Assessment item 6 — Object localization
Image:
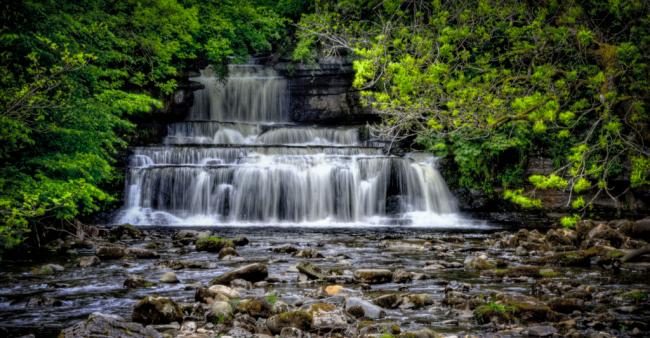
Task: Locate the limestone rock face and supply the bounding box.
[275,58,375,124]
[60,312,162,338]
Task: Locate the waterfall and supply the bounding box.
[116,64,461,226]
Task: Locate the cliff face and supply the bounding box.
[274,58,378,124]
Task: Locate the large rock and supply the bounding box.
[78,256,101,268]
[464,254,496,270]
[584,223,625,248]
[345,297,385,319]
[266,310,313,334]
[296,262,328,280]
[127,247,160,259]
[96,245,126,259]
[60,312,162,338]
[621,217,650,241]
[111,224,144,240]
[309,303,347,331]
[236,298,273,318]
[207,301,233,323]
[124,274,152,288]
[210,263,268,285]
[132,296,183,325]
[353,269,393,284]
[195,236,234,252]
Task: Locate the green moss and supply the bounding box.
[538,268,560,278]
[309,302,336,313]
[265,293,278,305]
[622,290,647,302]
[474,301,517,323]
[195,236,234,252]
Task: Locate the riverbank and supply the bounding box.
[1,220,649,337]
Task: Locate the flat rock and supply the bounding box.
[60,312,162,338]
[210,263,268,285]
[296,262,328,280]
[96,245,126,259]
[127,247,160,259]
[354,269,393,284]
[527,325,558,337]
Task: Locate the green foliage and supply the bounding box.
[295,0,650,214]
[0,0,292,252]
[560,214,581,229]
[504,190,542,209]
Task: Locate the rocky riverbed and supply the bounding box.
[1,220,650,337]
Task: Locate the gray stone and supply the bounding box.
[353,269,393,284]
[160,271,179,283]
[78,256,101,267]
[527,325,558,337]
[60,312,162,338]
[345,297,385,319]
[132,296,183,325]
[210,263,268,285]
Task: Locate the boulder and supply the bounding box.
[266,311,313,334]
[111,224,144,240]
[392,269,413,283]
[236,298,273,318]
[208,284,241,299]
[373,294,401,309]
[232,236,250,246]
[294,248,324,258]
[206,301,233,323]
[296,262,328,280]
[96,245,126,259]
[464,254,496,270]
[621,217,650,241]
[401,294,434,309]
[526,325,558,337]
[195,236,234,252]
[60,312,161,338]
[309,303,347,331]
[345,297,385,319]
[533,247,602,267]
[218,246,238,259]
[34,263,65,275]
[353,269,393,284]
[584,223,625,248]
[132,296,183,325]
[78,256,100,268]
[159,271,179,283]
[323,285,344,296]
[272,245,299,254]
[548,297,585,313]
[124,274,152,288]
[397,328,438,338]
[210,263,268,285]
[127,247,160,259]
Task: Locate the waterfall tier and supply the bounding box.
[116,64,460,226]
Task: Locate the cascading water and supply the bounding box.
[116,64,463,226]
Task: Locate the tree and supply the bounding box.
[294,0,650,225]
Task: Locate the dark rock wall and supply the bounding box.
[275,58,378,124]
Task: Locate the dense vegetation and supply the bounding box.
[294,0,649,226]
[1,0,648,252]
[0,0,307,252]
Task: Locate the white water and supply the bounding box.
[116,64,470,227]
